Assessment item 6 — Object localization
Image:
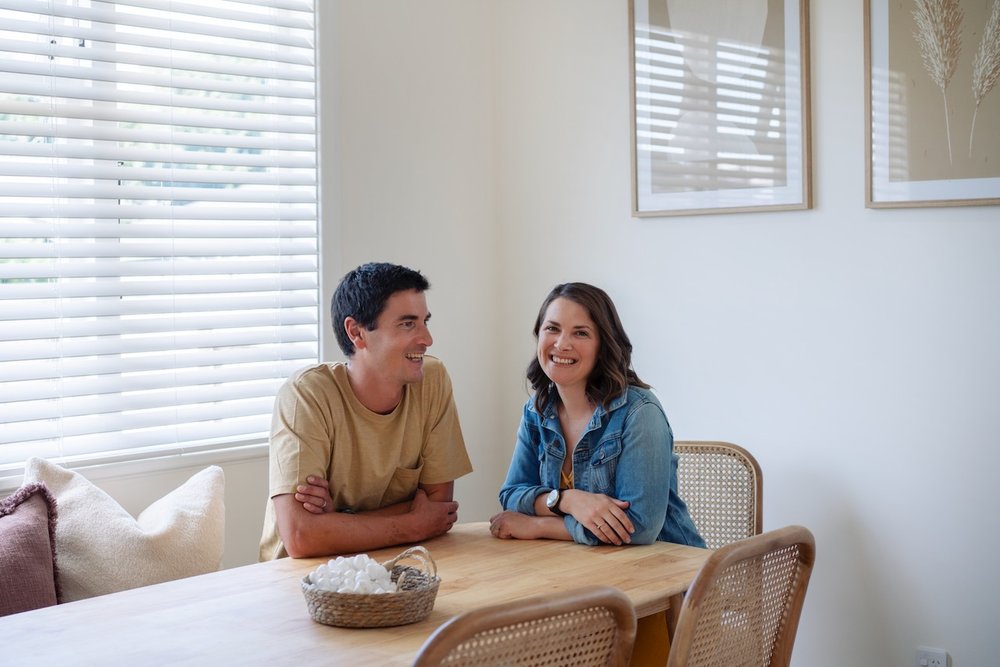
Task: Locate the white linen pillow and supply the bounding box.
[23,458,225,602]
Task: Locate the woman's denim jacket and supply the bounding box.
[498,386,705,548]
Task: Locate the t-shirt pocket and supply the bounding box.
[381,461,424,507]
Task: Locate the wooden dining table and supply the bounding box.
[0,522,710,666]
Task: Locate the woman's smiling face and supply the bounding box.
[536,297,600,393]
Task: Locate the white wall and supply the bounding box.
[319,0,509,521]
[490,2,1000,667]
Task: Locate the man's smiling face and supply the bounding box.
[358,289,433,389]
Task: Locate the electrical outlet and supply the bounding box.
[916,646,947,667]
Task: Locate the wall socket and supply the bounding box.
[916,646,948,667]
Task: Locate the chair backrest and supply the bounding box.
[666,525,815,667]
[411,585,637,667]
[674,441,763,549]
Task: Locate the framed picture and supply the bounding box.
[866,0,1000,208]
[629,0,812,217]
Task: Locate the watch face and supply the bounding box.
[546,489,559,508]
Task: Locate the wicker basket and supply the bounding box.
[301,545,440,628]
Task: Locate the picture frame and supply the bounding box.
[865,0,1000,208]
[629,0,812,217]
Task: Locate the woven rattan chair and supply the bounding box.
[667,441,764,638]
[674,441,763,550]
[411,585,637,667]
[665,525,815,667]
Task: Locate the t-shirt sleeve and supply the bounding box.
[418,361,473,485]
[268,370,335,499]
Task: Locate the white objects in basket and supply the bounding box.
[309,554,396,594]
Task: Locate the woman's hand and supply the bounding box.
[294,475,333,514]
[562,490,634,545]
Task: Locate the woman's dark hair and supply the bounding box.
[331,262,429,356]
[527,282,649,413]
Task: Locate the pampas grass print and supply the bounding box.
[970,0,1000,156]
[912,0,963,164]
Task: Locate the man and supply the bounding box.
[259,262,473,560]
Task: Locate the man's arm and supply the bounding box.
[294,477,453,514]
[489,510,572,540]
[419,480,454,502]
[274,487,458,558]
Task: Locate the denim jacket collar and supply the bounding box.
[531,389,630,434]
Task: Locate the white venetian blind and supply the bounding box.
[0,0,319,472]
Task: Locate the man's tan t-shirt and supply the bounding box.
[259,356,473,561]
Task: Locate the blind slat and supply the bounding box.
[1,56,316,99]
[0,360,312,403]
[102,0,314,31]
[0,257,317,280]
[0,221,318,239]
[0,204,317,220]
[3,379,287,424]
[1,342,319,382]
[0,293,319,321]
[1,309,318,343]
[0,239,317,260]
[0,119,315,151]
[1,1,315,48]
[2,98,317,132]
[2,76,315,117]
[6,396,277,441]
[6,416,272,464]
[0,183,316,203]
[0,16,315,66]
[0,275,319,300]
[0,137,316,169]
[0,163,316,185]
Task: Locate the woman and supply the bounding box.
[491,282,704,548]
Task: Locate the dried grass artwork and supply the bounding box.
[866,0,1000,206]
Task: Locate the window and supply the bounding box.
[0,0,318,473]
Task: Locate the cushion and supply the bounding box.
[23,458,225,602]
[0,482,61,616]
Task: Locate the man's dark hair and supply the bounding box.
[331,262,430,356]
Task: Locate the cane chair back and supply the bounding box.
[411,585,637,667]
[674,441,763,549]
[665,525,815,667]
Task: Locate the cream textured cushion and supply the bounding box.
[23,458,225,602]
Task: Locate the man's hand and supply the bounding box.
[561,490,634,545]
[407,488,459,540]
[294,476,333,514]
[489,510,541,539]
